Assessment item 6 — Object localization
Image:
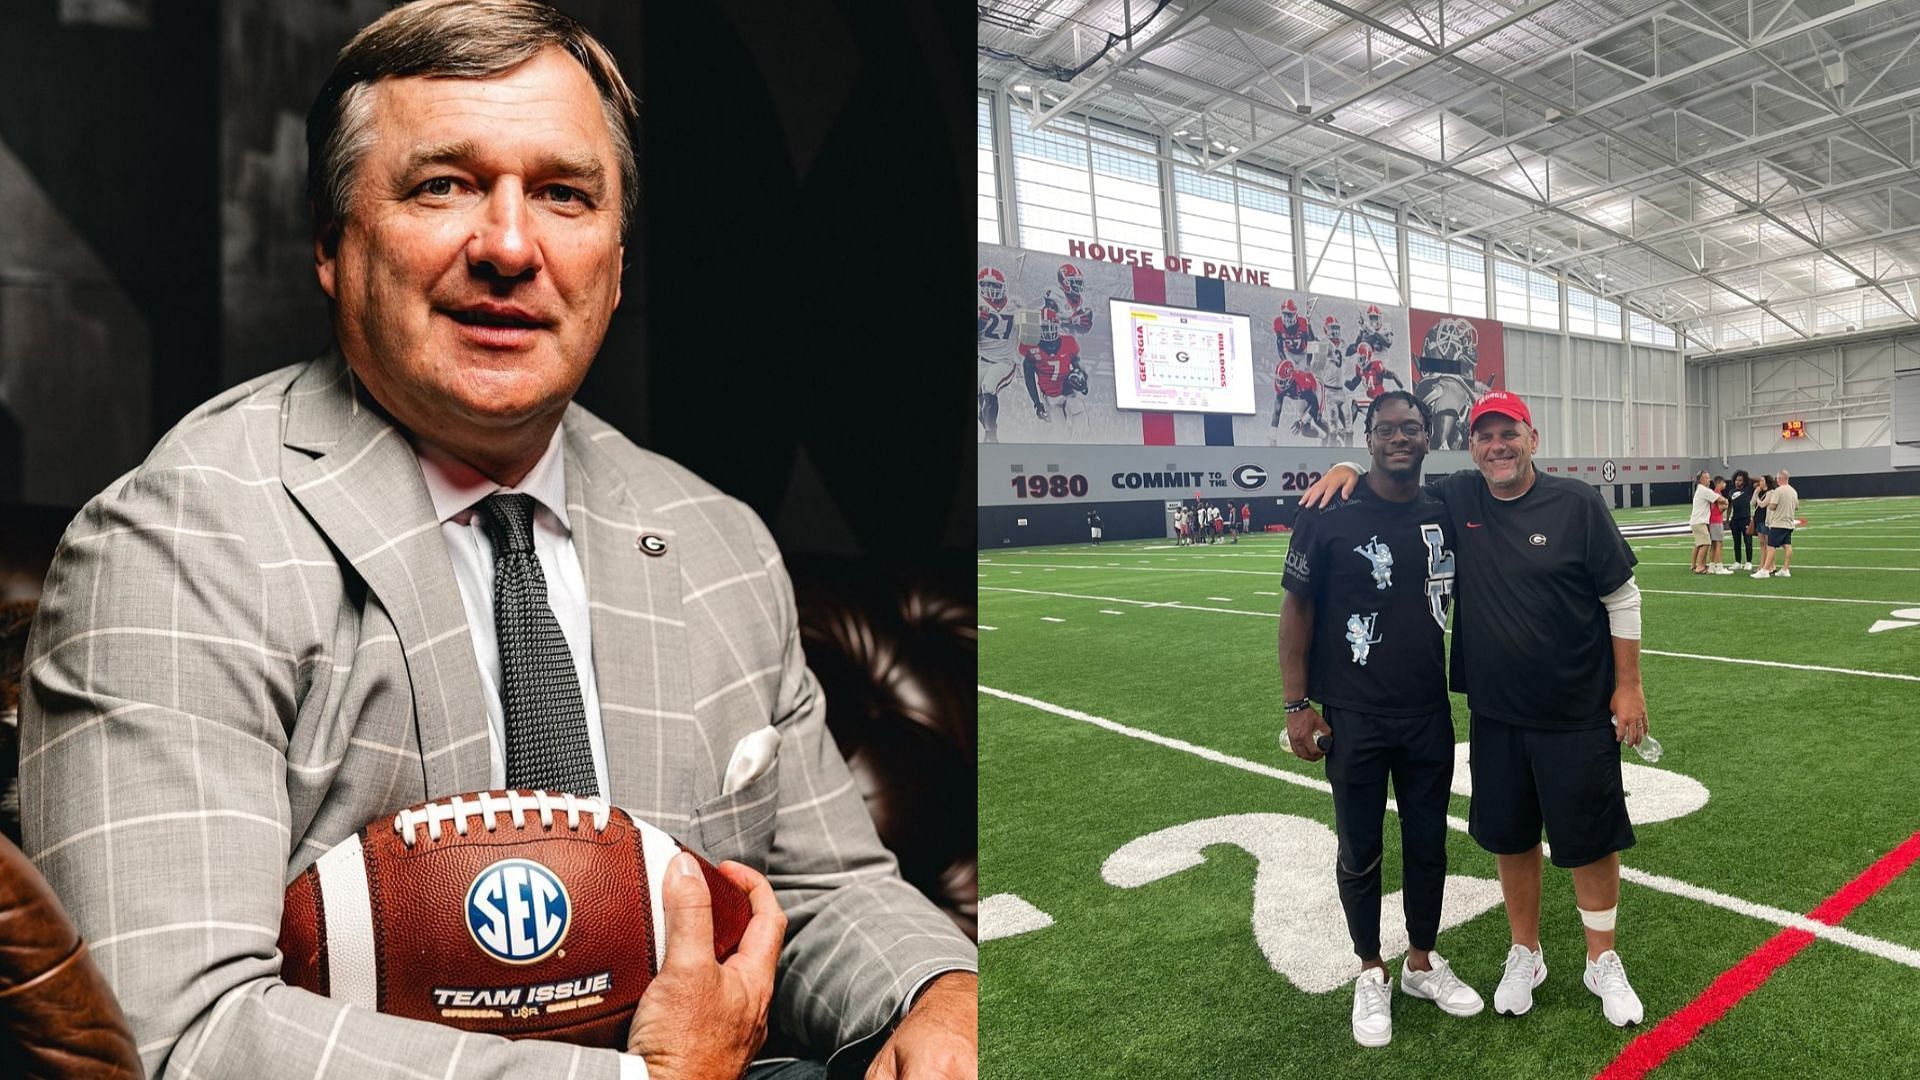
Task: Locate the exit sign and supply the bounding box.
[1782,419,1806,438]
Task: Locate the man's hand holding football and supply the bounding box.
[627,854,786,1079]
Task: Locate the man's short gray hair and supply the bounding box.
[306,0,639,243]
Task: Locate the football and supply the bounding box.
[278,789,752,1048]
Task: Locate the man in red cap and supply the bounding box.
[1300,390,1651,1029]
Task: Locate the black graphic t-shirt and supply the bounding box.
[1429,469,1637,729]
[1282,483,1451,716]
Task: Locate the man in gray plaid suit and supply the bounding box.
[18,3,976,1079]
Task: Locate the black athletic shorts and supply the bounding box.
[1466,713,1635,868]
[1768,527,1794,548]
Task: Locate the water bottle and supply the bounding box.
[1612,718,1663,763]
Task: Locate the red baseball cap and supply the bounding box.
[1468,390,1532,429]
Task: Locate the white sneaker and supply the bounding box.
[1493,943,1546,1016]
[1351,967,1392,1047]
[1742,562,1753,570]
[1584,950,1645,1026]
[1751,568,1771,578]
[1710,566,1733,574]
[1776,569,1791,577]
[1400,952,1485,1017]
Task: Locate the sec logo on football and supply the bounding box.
[467,859,571,965]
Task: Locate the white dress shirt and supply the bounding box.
[413,427,613,801]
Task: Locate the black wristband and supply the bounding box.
[1284,699,1311,713]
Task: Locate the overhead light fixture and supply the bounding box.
[1297,104,1313,115]
[1013,83,1032,93]
[1448,215,1459,222]
[1174,129,1188,136]
[1227,145,1239,153]
[1212,140,1225,149]
[1544,107,1564,124]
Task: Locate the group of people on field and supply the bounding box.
[1688,468,1801,579]
[1175,500,1253,545]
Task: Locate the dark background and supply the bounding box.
[0,0,970,571]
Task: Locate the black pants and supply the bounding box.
[1322,704,1455,959]
[1730,521,1753,562]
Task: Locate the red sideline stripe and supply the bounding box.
[1595,828,1920,1080]
[1132,266,1175,445]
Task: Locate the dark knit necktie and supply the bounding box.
[478,492,598,796]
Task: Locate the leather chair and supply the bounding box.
[1,506,143,1076]
[0,505,975,1073]
[0,832,144,1078]
[790,556,978,940]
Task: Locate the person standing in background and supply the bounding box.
[1749,474,1770,570]
[1754,470,1800,579]
[1707,477,1732,574]
[1087,509,1103,546]
[1725,471,1753,570]
[1687,471,1723,575]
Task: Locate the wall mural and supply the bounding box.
[979,242,1461,448]
[1408,310,1506,451]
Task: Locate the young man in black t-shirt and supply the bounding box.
[1280,392,1484,1047]
[1304,390,1650,1029]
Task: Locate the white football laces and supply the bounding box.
[393,790,614,847]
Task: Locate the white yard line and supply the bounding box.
[1638,650,1920,683]
[980,685,1920,972]
[1040,617,1065,623]
[981,587,1920,682]
[1631,543,1920,552]
[1641,588,1920,606]
[981,586,1273,619]
[982,561,1284,577]
[1642,562,1920,572]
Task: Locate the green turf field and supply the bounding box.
[978,494,1920,1079]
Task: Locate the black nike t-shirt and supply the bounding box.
[1428,469,1637,729]
[1281,483,1452,716]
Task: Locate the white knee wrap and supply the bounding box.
[1579,905,1618,932]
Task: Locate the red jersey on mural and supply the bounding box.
[1409,310,1507,451]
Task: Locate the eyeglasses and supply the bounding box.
[1369,422,1428,439]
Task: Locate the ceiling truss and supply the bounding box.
[980,0,1920,353]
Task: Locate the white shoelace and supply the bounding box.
[1500,946,1537,987]
[1356,974,1390,1019]
[1418,959,1466,999]
[1590,952,1631,994]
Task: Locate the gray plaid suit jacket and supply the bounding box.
[21,354,976,1079]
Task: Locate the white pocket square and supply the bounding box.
[722,725,782,795]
